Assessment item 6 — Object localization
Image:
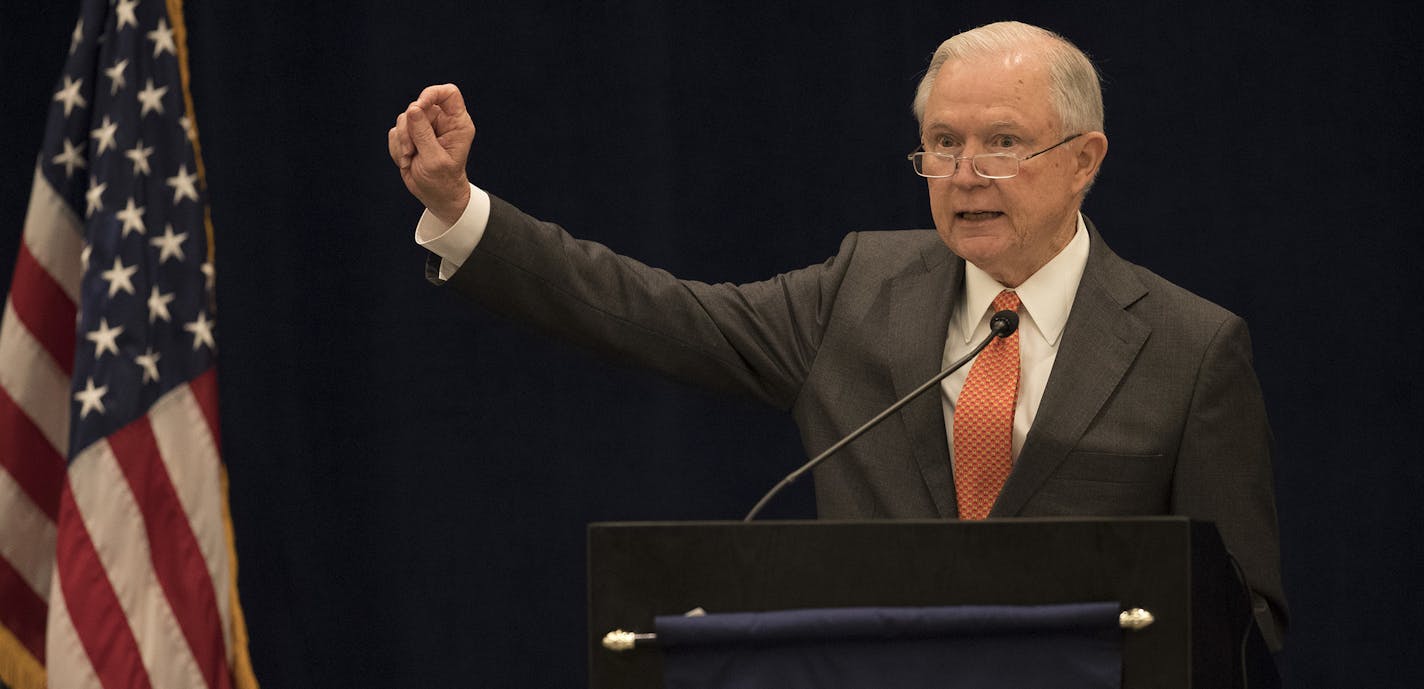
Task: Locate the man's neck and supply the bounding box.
[981,212,1082,287]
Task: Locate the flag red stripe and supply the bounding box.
[0,552,48,661]
[56,484,154,689]
[0,385,66,520]
[188,368,221,449]
[9,241,77,378]
[107,416,232,689]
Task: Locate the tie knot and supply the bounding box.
[992,290,1020,313]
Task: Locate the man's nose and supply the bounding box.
[949,155,991,188]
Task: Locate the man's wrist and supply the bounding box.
[432,182,473,226]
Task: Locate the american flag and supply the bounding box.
[0,2,257,688]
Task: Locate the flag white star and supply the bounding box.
[52,138,87,177]
[148,18,176,58]
[101,256,138,297]
[151,224,188,263]
[147,285,176,323]
[137,78,168,117]
[126,139,154,176]
[86,318,124,358]
[105,58,129,94]
[135,348,162,384]
[201,261,216,291]
[85,177,107,217]
[81,244,93,271]
[54,75,87,117]
[116,0,140,30]
[179,116,196,141]
[69,18,84,55]
[74,377,108,418]
[166,165,199,204]
[184,312,216,351]
[90,115,119,155]
[116,197,146,237]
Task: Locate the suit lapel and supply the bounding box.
[884,243,963,519]
[990,223,1151,517]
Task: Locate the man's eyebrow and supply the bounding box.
[923,120,1026,134]
[924,125,977,143]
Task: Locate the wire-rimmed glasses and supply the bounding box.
[908,133,1082,179]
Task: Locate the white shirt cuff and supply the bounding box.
[414,183,492,281]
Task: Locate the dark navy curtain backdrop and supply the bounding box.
[3,2,1421,687]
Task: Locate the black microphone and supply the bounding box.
[743,309,1019,521]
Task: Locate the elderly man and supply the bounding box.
[388,21,1286,649]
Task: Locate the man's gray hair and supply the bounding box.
[912,21,1104,135]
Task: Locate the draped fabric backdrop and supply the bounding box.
[3,2,1420,687]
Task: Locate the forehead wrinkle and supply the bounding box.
[927,55,1057,131]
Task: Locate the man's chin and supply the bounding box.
[942,232,1014,265]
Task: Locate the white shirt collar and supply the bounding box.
[956,213,1090,345]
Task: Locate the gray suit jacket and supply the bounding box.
[438,194,1287,648]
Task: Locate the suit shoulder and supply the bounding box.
[1086,221,1239,329]
[1111,261,1252,358]
[837,229,947,272]
[851,228,942,250]
[1129,263,1239,324]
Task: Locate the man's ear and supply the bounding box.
[1072,131,1108,195]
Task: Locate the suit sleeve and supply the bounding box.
[1172,315,1288,650]
[437,194,856,410]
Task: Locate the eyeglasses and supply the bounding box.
[908,133,1082,179]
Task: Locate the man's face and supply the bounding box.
[921,52,1093,286]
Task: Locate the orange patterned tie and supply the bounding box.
[953,290,1022,520]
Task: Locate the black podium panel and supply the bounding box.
[588,518,1250,689]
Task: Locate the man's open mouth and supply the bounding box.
[957,211,1004,221]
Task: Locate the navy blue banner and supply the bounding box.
[657,603,1121,689]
